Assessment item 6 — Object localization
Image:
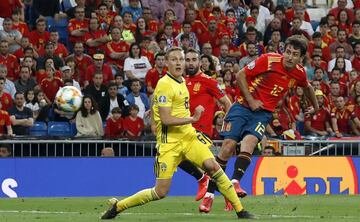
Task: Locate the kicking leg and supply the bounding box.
[101,179,170,219]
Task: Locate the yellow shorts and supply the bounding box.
[154,131,214,179]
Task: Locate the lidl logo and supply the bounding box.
[253,157,358,195]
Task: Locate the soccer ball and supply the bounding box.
[55,86,83,112]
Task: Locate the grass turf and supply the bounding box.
[0,196,359,221]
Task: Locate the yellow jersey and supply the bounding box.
[153,73,195,143]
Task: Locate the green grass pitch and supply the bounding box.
[0,196,359,221]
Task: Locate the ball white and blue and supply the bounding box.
[55,86,83,112]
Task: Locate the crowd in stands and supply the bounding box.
[0,0,360,141]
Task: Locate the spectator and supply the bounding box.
[212,110,225,140]
[84,17,110,56]
[239,42,258,69]
[105,27,130,72]
[109,15,135,43]
[267,100,297,138]
[101,147,115,157]
[68,6,89,47]
[262,146,275,156]
[0,18,22,53]
[175,21,199,51]
[14,66,36,94]
[99,82,129,121]
[0,0,24,21]
[0,101,14,137]
[36,57,62,84]
[288,17,311,40]
[34,90,50,122]
[329,0,354,23]
[66,42,93,86]
[0,76,13,112]
[0,144,12,157]
[96,3,114,31]
[0,40,19,81]
[200,54,217,78]
[351,42,360,73]
[83,72,108,103]
[105,107,124,138]
[328,46,353,73]
[304,90,333,137]
[123,104,144,140]
[114,73,129,97]
[47,29,69,59]
[40,63,63,103]
[75,95,104,137]
[24,89,39,119]
[289,86,308,134]
[36,41,64,71]
[60,65,81,91]
[348,21,360,49]
[331,96,353,137]
[8,92,33,135]
[329,30,353,59]
[66,0,93,19]
[125,79,150,119]
[121,0,143,22]
[85,53,113,87]
[122,11,136,32]
[124,42,152,82]
[159,0,185,24]
[0,64,16,98]
[28,18,50,52]
[145,52,166,96]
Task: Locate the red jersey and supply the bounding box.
[12,22,29,36]
[40,77,63,102]
[305,107,331,131]
[0,92,13,111]
[84,29,108,55]
[86,64,113,84]
[0,110,11,135]
[123,116,144,139]
[270,105,294,135]
[199,31,220,48]
[185,72,225,137]
[145,67,167,93]
[191,20,208,37]
[285,8,311,22]
[105,40,129,70]
[331,107,353,134]
[329,8,354,23]
[28,30,50,51]
[147,20,158,33]
[36,70,62,84]
[105,117,124,138]
[240,53,309,112]
[141,48,154,65]
[0,0,22,18]
[68,18,89,44]
[352,56,360,72]
[68,54,93,85]
[0,53,19,81]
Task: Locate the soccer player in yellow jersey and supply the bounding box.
[101,47,254,220]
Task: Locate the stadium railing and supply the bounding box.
[0,139,359,157]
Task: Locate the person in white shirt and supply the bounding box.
[123,43,152,82]
[0,64,16,98]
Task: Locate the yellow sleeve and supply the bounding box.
[155,81,174,108]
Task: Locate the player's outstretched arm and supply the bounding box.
[158,106,203,126]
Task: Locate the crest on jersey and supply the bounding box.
[160,163,167,172]
[247,60,255,70]
[194,83,201,92]
[158,96,167,103]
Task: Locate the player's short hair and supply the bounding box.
[155,52,166,60]
[185,48,199,56]
[130,104,139,111]
[284,35,308,57]
[165,47,184,59]
[312,32,322,39]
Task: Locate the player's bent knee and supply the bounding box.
[218,139,237,160]
[241,135,259,153]
[202,158,220,175]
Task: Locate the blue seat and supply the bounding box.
[70,122,77,137]
[29,121,48,136]
[48,121,72,137]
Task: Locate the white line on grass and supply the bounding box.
[0,210,357,220]
[0,210,80,214]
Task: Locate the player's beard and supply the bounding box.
[186,66,199,76]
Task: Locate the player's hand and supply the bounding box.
[304,106,315,116]
[336,132,343,138]
[248,99,264,111]
[192,105,204,122]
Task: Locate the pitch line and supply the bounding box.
[0,210,80,214]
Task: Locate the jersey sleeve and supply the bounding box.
[243,54,269,78]
[155,81,174,108]
[206,78,225,100]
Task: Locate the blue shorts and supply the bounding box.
[220,103,272,142]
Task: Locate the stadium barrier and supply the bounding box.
[1,139,360,157]
[0,157,359,198]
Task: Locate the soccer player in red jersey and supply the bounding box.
[183,48,232,204]
[200,35,319,213]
